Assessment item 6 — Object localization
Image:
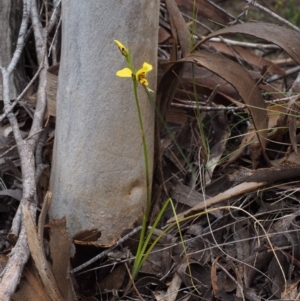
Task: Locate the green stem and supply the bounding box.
[130,77,151,279]
[132,80,150,218]
[122,49,152,293]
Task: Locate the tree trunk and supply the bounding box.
[50,1,159,245]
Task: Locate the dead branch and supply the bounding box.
[0,62,44,123]
[0,0,61,299]
[29,0,48,144]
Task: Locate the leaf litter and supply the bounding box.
[1,0,300,300]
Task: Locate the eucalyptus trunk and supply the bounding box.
[50,1,159,245]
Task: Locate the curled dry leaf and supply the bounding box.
[177,260,212,298]
[207,42,285,75]
[165,0,190,57]
[23,204,64,301]
[157,0,190,121]
[197,22,300,65]
[49,218,77,301]
[12,267,53,301]
[176,50,269,162]
[168,164,300,222]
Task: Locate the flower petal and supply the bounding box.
[135,62,152,85]
[116,67,132,77]
[136,62,152,78]
[139,78,149,86]
[114,40,128,56]
[142,62,153,72]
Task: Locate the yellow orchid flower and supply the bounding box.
[114,40,128,57]
[136,62,153,86]
[116,62,153,86]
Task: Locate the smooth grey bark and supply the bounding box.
[50,1,159,245]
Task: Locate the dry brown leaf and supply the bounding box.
[272,148,300,165]
[181,65,240,100]
[165,106,187,125]
[72,228,108,247]
[157,64,186,121]
[165,0,190,57]
[168,164,300,222]
[46,64,59,117]
[197,22,300,65]
[176,51,269,162]
[23,204,63,301]
[38,192,52,243]
[175,0,231,24]
[166,274,183,301]
[12,267,53,301]
[208,42,285,75]
[99,264,126,291]
[191,83,243,107]
[269,97,298,145]
[49,218,77,301]
[152,291,168,301]
[171,180,205,207]
[267,104,286,129]
[159,27,171,44]
[161,273,182,301]
[211,257,219,294]
[177,260,211,298]
[157,0,191,121]
[205,168,253,196]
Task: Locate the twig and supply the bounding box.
[250,0,300,32]
[6,1,31,76]
[266,66,300,83]
[229,0,255,25]
[206,84,220,106]
[265,95,299,104]
[205,0,241,23]
[171,102,246,111]
[8,204,22,241]
[204,37,280,50]
[124,263,145,301]
[29,0,48,144]
[0,227,30,298]
[71,226,142,274]
[0,0,56,299]
[48,0,61,33]
[49,16,61,62]
[0,62,44,122]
